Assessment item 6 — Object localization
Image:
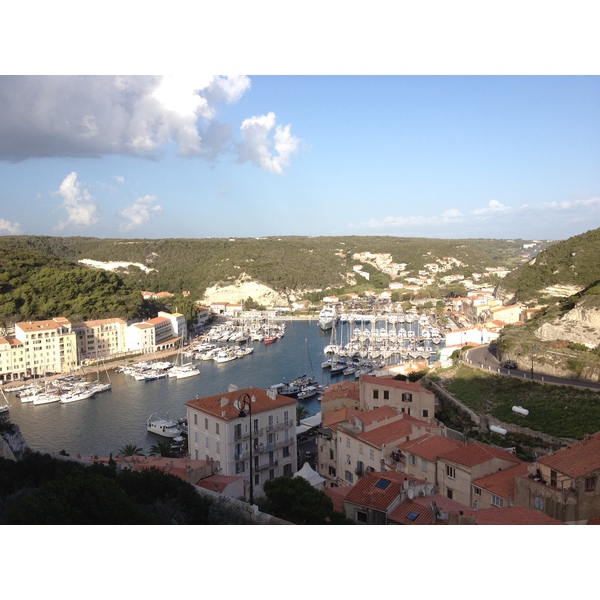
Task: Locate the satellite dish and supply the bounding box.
[407,487,415,499]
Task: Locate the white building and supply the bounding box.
[185,387,298,501]
[126,322,156,354]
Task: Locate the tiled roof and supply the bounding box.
[147,316,170,324]
[324,485,353,513]
[345,471,415,512]
[399,434,464,462]
[186,387,297,420]
[537,432,600,478]
[474,506,564,525]
[16,318,71,331]
[361,375,435,396]
[322,407,365,428]
[472,462,529,500]
[441,442,521,468]
[357,419,414,447]
[197,475,242,493]
[388,499,437,525]
[321,381,360,404]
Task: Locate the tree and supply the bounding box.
[149,439,177,458]
[262,476,353,525]
[118,444,145,457]
[296,405,309,425]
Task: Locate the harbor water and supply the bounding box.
[3,317,440,457]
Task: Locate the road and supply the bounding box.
[464,344,600,392]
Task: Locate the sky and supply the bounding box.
[0,5,599,245]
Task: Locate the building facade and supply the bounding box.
[186,387,297,501]
[72,317,128,361]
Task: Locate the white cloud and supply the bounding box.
[0,218,21,234]
[472,199,512,217]
[114,175,125,184]
[119,195,162,231]
[238,112,300,174]
[0,75,253,161]
[55,172,100,230]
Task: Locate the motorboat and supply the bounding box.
[297,385,318,401]
[147,414,182,438]
[318,305,337,331]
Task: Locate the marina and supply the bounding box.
[2,314,442,458]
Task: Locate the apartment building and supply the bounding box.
[185,387,297,501]
[10,318,78,378]
[514,432,600,524]
[318,405,440,488]
[126,322,156,354]
[359,375,436,422]
[436,442,522,506]
[72,317,128,361]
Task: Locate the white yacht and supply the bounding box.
[147,414,182,438]
[318,305,338,331]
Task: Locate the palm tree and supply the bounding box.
[118,444,145,457]
[296,404,309,425]
[150,439,176,458]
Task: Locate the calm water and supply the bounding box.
[5,317,438,457]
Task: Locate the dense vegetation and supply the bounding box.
[261,475,354,524]
[439,364,600,440]
[0,235,551,314]
[502,227,600,302]
[0,451,254,525]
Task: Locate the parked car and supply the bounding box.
[502,359,518,369]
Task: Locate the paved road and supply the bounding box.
[464,345,600,392]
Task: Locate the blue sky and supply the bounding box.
[1,3,599,243]
[0,75,598,241]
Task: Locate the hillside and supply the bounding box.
[0,235,552,308]
[501,227,600,303]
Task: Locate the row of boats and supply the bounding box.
[200,321,286,346]
[11,374,112,406]
[116,360,200,380]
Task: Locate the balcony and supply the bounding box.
[255,459,279,472]
[266,420,292,433]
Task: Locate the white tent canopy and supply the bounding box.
[294,460,326,489]
[300,412,321,428]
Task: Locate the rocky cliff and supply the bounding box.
[0,424,28,461]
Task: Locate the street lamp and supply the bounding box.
[237,392,255,505]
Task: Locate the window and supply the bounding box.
[269,469,275,480]
[346,454,351,464]
[345,470,353,484]
[215,441,220,455]
[193,414,197,425]
[410,453,417,467]
[585,476,597,492]
[283,463,292,476]
[373,390,379,399]
[422,459,427,473]
[255,473,260,485]
[346,437,350,448]
[329,449,334,460]
[402,392,413,402]
[473,486,482,496]
[491,494,504,507]
[370,449,375,460]
[205,436,209,448]
[422,409,429,418]
[283,446,290,458]
[447,488,453,500]
[383,390,389,400]
[204,418,208,430]
[194,431,198,443]
[215,423,219,435]
[329,466,336,476]
[550,469,557,487]
[446,465,456,479]
[359,444,364,455]
[235,461,245,474]
[356,510,368,523]
[534,496,544,510]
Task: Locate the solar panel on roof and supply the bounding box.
[406,511,420,521]
[375,478,391,490]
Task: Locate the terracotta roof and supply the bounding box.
[79,317,127,326]
[472,462,529,500]
[147,316,170,324]
[360,375,435,396]
[388,498,438,525]
[474,506,564,525]
[441,442,521,468]
[321,380,360,404]
[345,471,415,512]
[322,406,365,428]
[197,474,243,493]
[186,387,296,421]
[16,318,71,332]
[399,434,464,462]
[132,322,154,329]
[537,432,600,478]
[357,418,414,447]
[324,485,353,513]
